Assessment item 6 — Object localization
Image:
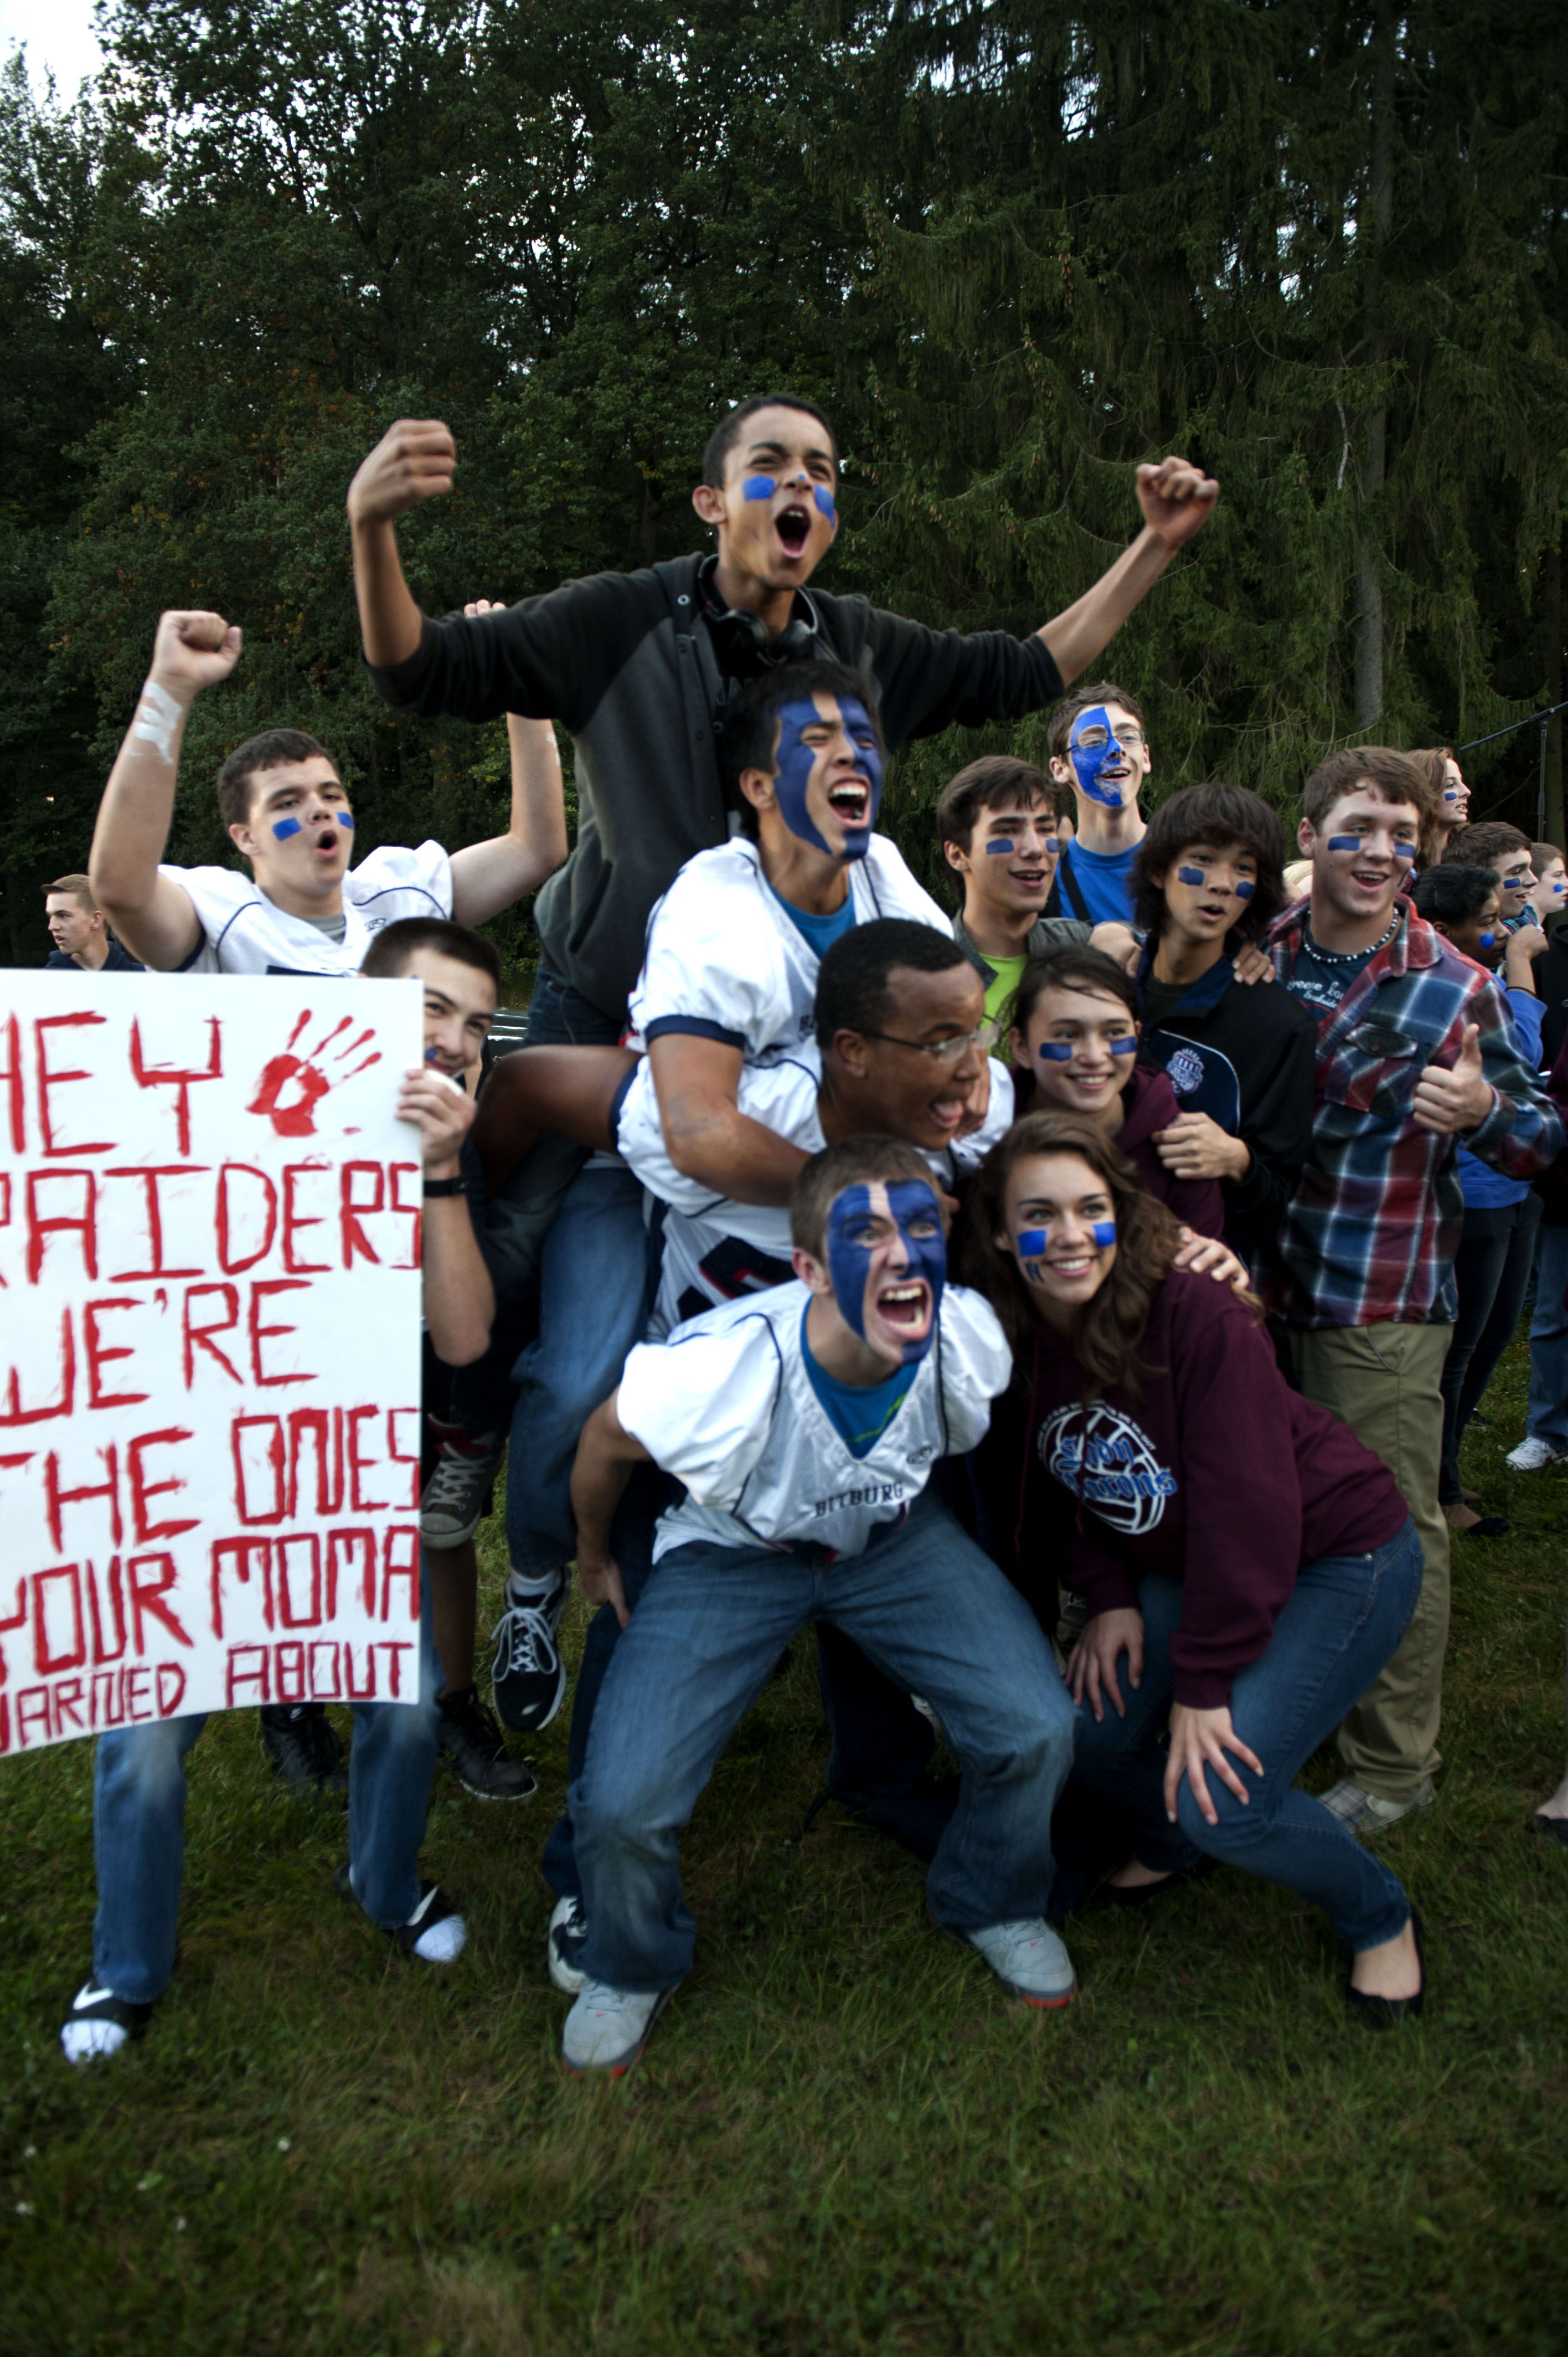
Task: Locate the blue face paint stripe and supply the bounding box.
[742,474,776,502]
[1232,877,1255,898]
[1015,1219,1116,1259]
[772,696,884,862]
[1108,1035,1138,1055]
[1175,866,1207,887]
[1478,931,1497,949]
[1325,835,1361,853]
[1392,845,1416,863]
[272,817,301,840]
[1068,704,1127,809]
[986,839,1015,855]
[1036,1041,1075,1061]
[824,1179,946,1367]
[813,485,836,522]
[337,811,354,829]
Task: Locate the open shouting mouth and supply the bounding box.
[776,503,812,559]
[873,1278,932,1347]
[827,775,872,830]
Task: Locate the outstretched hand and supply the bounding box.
[1136,455,1219,551]
[148,609,243,702]
[348,419,458,526]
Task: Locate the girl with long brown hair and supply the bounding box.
[959,1111,1427,2022]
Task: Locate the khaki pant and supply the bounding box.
[1286,1321,1452,1804]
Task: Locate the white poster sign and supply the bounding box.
[0,971,425,1755]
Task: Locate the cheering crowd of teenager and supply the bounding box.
[33,393,1568,2077]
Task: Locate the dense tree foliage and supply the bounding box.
[0,1,1563,962]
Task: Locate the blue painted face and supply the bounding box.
[1477,930,1497,950]
[773,696,883,860]
[824,1178,946,1366]
[272,816,301,840]
[742,474,776,503]
[1069,706,1131,808]
[1325,835,1361,855]
[813,485,836,523]
[337,811,354,829]
[1176,861,1255,900]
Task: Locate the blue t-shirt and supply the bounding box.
[1058,837,1137,925]
[802,1317,914,1459]
[1285,929,1376,1018]
[766,879,858,960]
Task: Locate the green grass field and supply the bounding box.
[4,1330,1568,2355]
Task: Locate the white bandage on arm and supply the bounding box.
[131,679,183,763]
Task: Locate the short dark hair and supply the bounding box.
[45,873,96,910]
[936,757,1059,860]
[1411,864,1500,928]
[359,918,502,992]
[720,660,884,823]
[814,919,971,1051]
[1009,943,1140,1041]
[1131,782,1288,940]
[1046,682,1147,763]
[1532,841,1564,879]
[1444,820,1531,869]
[1302,745,1431,828]
[790,1133,941,1262]
[701,395,839,492]
[216,729,337,831]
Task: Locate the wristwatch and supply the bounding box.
[423,1176,467,1198]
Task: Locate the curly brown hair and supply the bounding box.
[955,1113,1188,1402]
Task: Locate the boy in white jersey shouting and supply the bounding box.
[556,1135,1078,2075]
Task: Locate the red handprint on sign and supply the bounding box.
[247,1012,382,1138]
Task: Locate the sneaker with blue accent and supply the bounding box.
[966,1918,1077,2008]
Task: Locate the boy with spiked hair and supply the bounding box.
[556,1134,1078,2076]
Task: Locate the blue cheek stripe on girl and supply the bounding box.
[1015,1219,1116,1260]
[1325,836,1361,853]
[1108,1035,1137,1055]
[986,839,1015,855]
[813,486,836,522]
[1037,1041,1075,1061]
[742,475,776,502]
[337,812,354,828]
[272,817,301,840]
[1176,866,1207,887]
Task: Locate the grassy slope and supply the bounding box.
[3,1335,1567,2356]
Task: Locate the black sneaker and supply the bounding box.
[335,1866,467,1963]
[491,1571,568,1733]
[548,1893,591,1994]
[438,1684,538,1800]
[261,1702,348,1798]
[60,1979,153,2065]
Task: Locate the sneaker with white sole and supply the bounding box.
[60,1980,153,2064]
[548,1893,591,1994]
[491,1569,568,1733]
[561,1979,674,2076]
[336,1866,468,1963]
[966,1918,1077,2008]
[420,1424,505,1546]
[437,1684,538,1800]
[1505,1435,1568,1473]
[1318,1776,1433,1834]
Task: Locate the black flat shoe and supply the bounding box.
[1531,1813,1568,1847]
[1095,1856,1215,1910]
[1346,1908,1425,2029]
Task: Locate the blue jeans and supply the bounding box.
[1440,1193,1541,1499]
[1070,1520,1422,1953]
[91,1566,445,2005]
[571,1493,1077,1991]
[1526,1221,1568,1454]
[499,971,651,1576]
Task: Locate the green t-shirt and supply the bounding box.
[980,951,1029,1033]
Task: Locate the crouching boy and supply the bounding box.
[560,1135,1079,2076]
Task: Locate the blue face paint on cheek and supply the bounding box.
[337,811,354,830]
[742,475,776,503]
[813,485,836,523]
[1175,866,1208,888]
[272,817,301,840]
[1392,844,1416,864]
[1069,706,1125,808]
[986,839,1015,856]
[1045,837,1060,855]
[1037,1041,1075,1062]
[773,697,883,860]
[1478,931,1497,950]
[1325,836,1361,855]
[1233,877,1255,899]
[1108,1035,1138,1056]
[824,1181,946,1365]
[1443,789,1460,804]
[1014,1218,1116,1278]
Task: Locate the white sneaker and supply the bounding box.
[59,1980,152,2064]
[966,1919,1076,2008]
[548,1893,591,1995]
[1318,1777,1432,1835]
[561,1979,674,2075]
[1505,1436,1567,1472]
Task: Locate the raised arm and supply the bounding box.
[346,419,457,669]
[1038,457,1219,687]
[647,1034,811,1206]
[88,610,243,969]
[400,1065,494,1366]
[447,599,570,925]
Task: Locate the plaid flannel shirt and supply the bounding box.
[1270,899,1563,1329]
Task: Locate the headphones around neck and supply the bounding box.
[697,555,821,678]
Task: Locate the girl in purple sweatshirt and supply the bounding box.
[961,1109,1426,2024]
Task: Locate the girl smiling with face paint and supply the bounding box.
[957,1112,1427,2023]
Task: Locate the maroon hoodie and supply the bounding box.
[1014,1061,1225,1238]
[1007,1271,1409,1707]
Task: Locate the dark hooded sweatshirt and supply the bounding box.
[976,1272,1409,1707]
[1014,1059,1226,1239]
[1134,946,1317,1274]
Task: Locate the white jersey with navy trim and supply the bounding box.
[616,1051,1018,1336]
[616,1279,1012,1561]
[625,833,950,1066]
[162,841,453,976]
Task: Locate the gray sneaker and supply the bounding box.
[966,1918,1077,2008]
[561,1979,674,2076]
[420,1427,504,1545]
[1505,1436,1568,1473]
[1319,1777,1433,1834]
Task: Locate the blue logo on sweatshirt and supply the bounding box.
[1038,1403,1177,1537]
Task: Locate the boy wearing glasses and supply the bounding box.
[1044,683,1152,926]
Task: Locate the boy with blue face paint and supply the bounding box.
[557,1133,1079,2076]
[1044,682,1153,926]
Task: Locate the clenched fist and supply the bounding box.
[347,419,458,527]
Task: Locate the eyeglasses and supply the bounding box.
[1072,725,1147,751]
[859,1025,986,1064]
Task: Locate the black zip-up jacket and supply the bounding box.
[368,555,1064,1018]
[1134,945,1318,1272]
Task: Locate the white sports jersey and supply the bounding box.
[616,1051,1018,1335]
[163,841,453,976]
[617,1279,1012,1561]
[625,833,950,1066]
